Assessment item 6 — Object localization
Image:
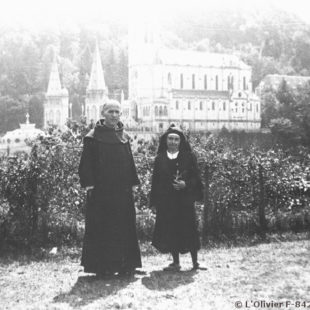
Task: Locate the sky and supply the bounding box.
[0,0,309,27]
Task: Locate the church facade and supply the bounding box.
[125,22,261,132]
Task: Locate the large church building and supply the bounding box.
[125,21,261,132]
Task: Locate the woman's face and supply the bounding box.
[167,133,181,153]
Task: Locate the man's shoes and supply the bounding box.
[118,268,135,276]
[163,263,181,272]
[191,262,207,271]
[134,269,147,275]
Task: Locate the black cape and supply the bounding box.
[78,120,141,273]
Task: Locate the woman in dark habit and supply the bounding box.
[150,124,205,271]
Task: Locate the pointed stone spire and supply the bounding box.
[87,40,107,92]
[47,53,62,96]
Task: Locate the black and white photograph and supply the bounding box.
[0,0,310,309]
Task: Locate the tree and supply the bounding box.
[0,96,26,134]
[260,89,279,127]
[28,94,44,128]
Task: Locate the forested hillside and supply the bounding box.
[0,7,310,134]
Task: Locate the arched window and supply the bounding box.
[180,74,184,89]
[243,77,247,90]
[223,102,226,111]
[176,100,179,110]
[164,106,168,116]
[168,73,172,85]
[91,106,97,121]
[188,101,191,110]
[49,110,54,124]
[56,110,61,125]
[227,76,230,90]
[200,101,203,110]
[204,75,207,90]
[192,74,195,89]
[215,75,219,90]
[159,106,163,116]
[155,106,158,116]
[212,102,215,110]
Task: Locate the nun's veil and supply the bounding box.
[157,124,192,154]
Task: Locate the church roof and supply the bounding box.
[87,42,107,92]
[160,48,250,69]
[47,57,68,97]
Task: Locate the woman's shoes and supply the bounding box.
[162,262,207,271]
[163,263,181,271]
[191,262,207,271]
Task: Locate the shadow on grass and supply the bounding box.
[53,274,138,308]
[142,270,196,291]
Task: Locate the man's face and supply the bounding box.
[103,105,121,127]
[167,133,181,153]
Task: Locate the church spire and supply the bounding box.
[87,40,107,93]
[47,53,62,96]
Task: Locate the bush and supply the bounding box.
[0,124,310,248]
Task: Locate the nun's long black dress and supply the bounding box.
[150,150,202,254]
[78,120,141,274]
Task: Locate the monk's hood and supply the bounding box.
[85,120,130,144]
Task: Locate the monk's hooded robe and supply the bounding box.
[78,120,141,273]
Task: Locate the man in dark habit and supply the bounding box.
[78,100,142,276]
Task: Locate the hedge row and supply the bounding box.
[0,128,310,248]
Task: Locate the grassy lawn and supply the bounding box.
[1,238,310,310]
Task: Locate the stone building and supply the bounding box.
[0,113,44,154]
[126,21,261,132]
[84,41,109,123]
[44,56,69,129]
